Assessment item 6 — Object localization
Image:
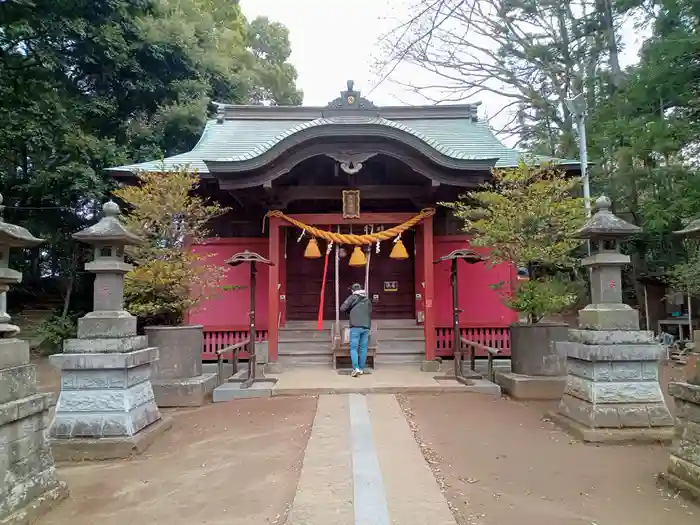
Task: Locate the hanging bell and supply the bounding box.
[390,238,409,260]
[348,245,367,267]
[304,237,322,259]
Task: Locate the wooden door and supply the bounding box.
[286,230,416,321]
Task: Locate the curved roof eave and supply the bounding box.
[203,117,501,173]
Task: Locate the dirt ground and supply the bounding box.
[400,361,697,525]
[38,396,317,525]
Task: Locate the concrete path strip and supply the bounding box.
[368,394,458,525]
[286,394,457,525]
[286,395,354,525]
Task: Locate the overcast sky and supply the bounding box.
[239,0,647,137]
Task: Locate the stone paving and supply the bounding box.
[287,394,458,525]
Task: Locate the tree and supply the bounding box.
[376,0,625,156]
[0,0,301,315]
[587,0,700,285]
[113,168,229,326]
[444,162,587,322]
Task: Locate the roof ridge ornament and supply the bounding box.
[327,80,377,110]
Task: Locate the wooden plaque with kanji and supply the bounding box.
[342,190,360,219]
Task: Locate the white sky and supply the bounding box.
[240,0,648,139]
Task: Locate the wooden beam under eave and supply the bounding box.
[274,185,432,206]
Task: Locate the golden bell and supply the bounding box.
[304,237,322,259]
[390,239,409,260]
[348,246,367,267]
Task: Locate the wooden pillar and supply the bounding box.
[279,227,287,328]
[267,217,281,362]
[422,215,436,361]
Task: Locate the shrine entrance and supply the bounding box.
[285,227,416,321]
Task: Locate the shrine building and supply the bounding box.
[108,81,580,368]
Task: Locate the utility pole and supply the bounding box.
[565,93,591,218]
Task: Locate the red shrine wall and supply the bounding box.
[190,233,517,359]
[187,238,270,329]
[432,236,518,328]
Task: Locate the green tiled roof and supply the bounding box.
[109,112,578,174]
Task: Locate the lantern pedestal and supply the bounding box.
[49,202,171,461]
[657,380,700,501]
[0,194,68,524]
[549,196,674,443]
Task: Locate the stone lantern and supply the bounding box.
[0,193,68,522]
[49,201,171,461]
[550,195,675,443]
[575,195,642,331]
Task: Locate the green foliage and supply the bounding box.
[114,168,230,326]
[37,315,78,355]
[444,162,587,266]
[667,240,700,297]
[499,276,581,324]
[0,0,300,311]
[587,0,700,281]
[444,162,587,322]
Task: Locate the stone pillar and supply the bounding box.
[550,196,674,443]
[49,201,171,461]
[0,194,68,523]
[657,217,700,499]
[659,361,700,500]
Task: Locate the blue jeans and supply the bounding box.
[349,327,370,370]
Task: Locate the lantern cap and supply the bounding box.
[673,217,700,238]
[225,250,273,267]
[0,193,44,248]
[73,200,143,246]
[434,248,483,265]
[574,195,641,240]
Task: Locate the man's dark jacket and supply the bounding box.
[340,293,372,329]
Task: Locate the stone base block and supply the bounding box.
[578,303,640,331]
[212,382,275,402]
[0,481,69,525]
[658,472,700,502]
[547,411,674,443]
[494,371,566,400]
[658,454,700,502]
[63,335,148,354]
[420,360,441,373]
[152,373,217,407]
[265,361,283,375]
[77,311,137,339]
[0,339,30,370]
[50,416,172,461]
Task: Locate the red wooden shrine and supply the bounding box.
[110,81,580,365]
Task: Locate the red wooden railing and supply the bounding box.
[435,326,511,357]
[202,326,269,361]
[203,325,507,360]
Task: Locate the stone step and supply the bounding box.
[375,319,421,328]
[376,327,425,340]
[375,353,424,364]
[279,354,334,366]
[376,340,425,354]
[279,328,332,342]
[278,341,332,355]
[212,380,276,402]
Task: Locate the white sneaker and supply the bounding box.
[351,368,360,377]
[357,368,364,375]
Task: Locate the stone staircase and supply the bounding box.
[278,319,425,367]
[374,319,425,364]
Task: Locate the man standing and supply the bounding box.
[340,283,372,377]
